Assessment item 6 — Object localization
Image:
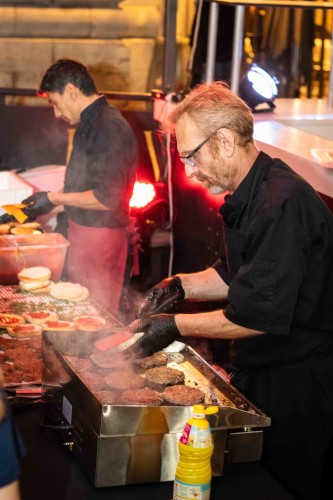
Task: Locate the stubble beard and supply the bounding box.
[196,159,234,195]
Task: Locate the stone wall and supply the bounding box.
[0,0,194,93]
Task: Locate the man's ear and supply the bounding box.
[217,128,235,157]
[64,83,79,100]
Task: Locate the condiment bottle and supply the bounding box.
[173,404,218,500]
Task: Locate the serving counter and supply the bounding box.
[253,98,333,200]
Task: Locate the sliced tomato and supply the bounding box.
[12,325,36,333]
[77,317,104,327]
[74,316,106,331]
[27,312,52,319]
[44,320,70,328]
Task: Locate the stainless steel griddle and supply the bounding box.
[42,329,271,487]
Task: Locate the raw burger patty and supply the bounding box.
[64,356,92,372]
[134,351,168,370]
[90,351,128,370]
[105,370,145,391]
[162,385,205,406]
[94,391,117,405]
[121,388,163,406]
[79,372,105,391]
[145,366,185,390]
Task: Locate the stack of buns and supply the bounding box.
[0,221,42,235]
[18,266,52,294]
[16,267,89,302]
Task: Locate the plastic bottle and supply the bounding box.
[173,404,218,500]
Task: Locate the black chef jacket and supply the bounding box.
[213,151,333,500]
[64,96,138,228]
[213,151,333,367]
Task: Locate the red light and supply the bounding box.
[130,182,156,209]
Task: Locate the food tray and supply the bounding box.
[0,286,123,388]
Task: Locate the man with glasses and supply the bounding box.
[130,82,333,499]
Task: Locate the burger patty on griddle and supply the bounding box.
[162,385,205,406]
[121,388,163,406]
[94,390,118,405]
[134,351,168,370]
[105,370,145,391]
[64,355,92,372]
[90,350,128,370]
[79,372,105,392]
[144,366,185,390]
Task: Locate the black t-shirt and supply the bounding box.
[64,96,138,228]
[213,151,333,367]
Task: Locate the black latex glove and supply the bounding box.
[138,276,185,318]
[129,314,182,357]
[0,213,17,224]
[21,191,55,220]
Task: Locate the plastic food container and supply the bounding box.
[0,233,69,285]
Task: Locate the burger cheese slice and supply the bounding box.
[23,311,58,325]
[74,316,106,331]
[7,323,42,338]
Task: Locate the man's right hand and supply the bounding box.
[138,275,185,318]
[21,191,55,220]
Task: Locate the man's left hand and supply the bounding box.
[21,192,55,220]
[129,314,182,357]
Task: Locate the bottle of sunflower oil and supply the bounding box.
[173,404,218,500]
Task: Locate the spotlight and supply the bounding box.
[239,64,279,113]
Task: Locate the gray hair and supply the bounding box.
[165,81,254,148]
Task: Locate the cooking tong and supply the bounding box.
[94,292,181,353]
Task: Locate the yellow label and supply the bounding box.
[173,479,211,499]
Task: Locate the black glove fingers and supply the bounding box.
[0,213,17,224]
[131,314,181,357]
[137,276,185,318]
[21,191,54,219]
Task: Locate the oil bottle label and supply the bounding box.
[180,423,212,448]
[173,479,211,500]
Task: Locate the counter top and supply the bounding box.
[253,98,333,197]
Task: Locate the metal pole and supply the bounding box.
[205,2,219,82]
[328,19,333,109]
[163,0,178,93]
[230,5,246,93]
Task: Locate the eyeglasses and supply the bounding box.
[179,127,223,168]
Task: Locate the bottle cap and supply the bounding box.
[192,405,219,418]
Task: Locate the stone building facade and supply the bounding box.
[0,0,195,93]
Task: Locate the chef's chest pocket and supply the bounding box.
[225,229,276,308]
[224,229,246,281]
[253,260,276,309]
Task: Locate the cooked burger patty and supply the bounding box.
[121,388,163,406]
[105,370,145,391]
[145,366,185,390]
[162,385,205,406]
[134,351,168,370]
